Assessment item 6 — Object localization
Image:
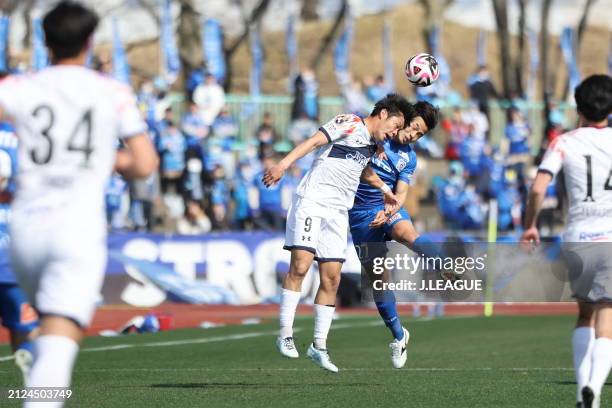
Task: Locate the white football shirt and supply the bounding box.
[296,114,376,210]
[0,65,146,229]
[539,126,612,241]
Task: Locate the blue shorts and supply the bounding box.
[0,284,39,333]
[349,206,411,246]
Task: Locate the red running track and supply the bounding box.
[0,303,577,344]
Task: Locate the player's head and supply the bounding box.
[395,102,440,144]
[369,93,413,142]
[574,74,612,123]
[43,1,99,63]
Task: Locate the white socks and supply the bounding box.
[313,304,335,350]
[279,288,301,339]
[25,335,79,408]
[589,337,612,395]
[573,327,595,401]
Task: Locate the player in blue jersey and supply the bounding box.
[349,101,440,369]
[0,120,39,382]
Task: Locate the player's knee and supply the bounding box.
[289,259,311,278]
[576,303,595,327]
[320,274,341,292]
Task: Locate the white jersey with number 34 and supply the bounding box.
[0,66,146,228]
[539,126,612,241]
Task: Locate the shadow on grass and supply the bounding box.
[548,381,611,386]
[151,383,381,389]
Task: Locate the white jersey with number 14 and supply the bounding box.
[539,126,612,241]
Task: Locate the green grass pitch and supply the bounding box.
[0,315,599,407]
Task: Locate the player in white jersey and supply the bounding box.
[263,94,413,372]
[521,74,612,408]
[0,3,157,405]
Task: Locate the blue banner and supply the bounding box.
[333,11,354,85]
[202,19,226,83]
[476,30,487,67]
[527,29,539,101]
[31,18,49,71]
[286,14,298,82]
[112,18,131,84]
[382,20,394,91]
[160,0,181,83]
[560,27,581,101]
[249,25,263,96]
[0,16,9,72]
[428,26,451,97]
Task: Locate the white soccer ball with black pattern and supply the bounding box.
[405,53,440,87]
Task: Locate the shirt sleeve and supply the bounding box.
[398,152,417,185]
[116,86,147,139]
[538,136,565,177]
[318,114,361,144]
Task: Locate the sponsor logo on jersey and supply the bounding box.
[372,157,392,173]
[346,150,370,167]
[578,231,611,241]
[386,212,402,225]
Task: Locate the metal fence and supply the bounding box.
[169,93,578,153]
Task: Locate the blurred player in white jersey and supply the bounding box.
[263,94,414,372]
[521,74,612,408]
[0,2,157,405]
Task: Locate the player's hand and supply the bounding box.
[376,144,388,161]
[262,164,286,187]
[519,227,540,252]
[369,210,388,228]
[383,191,400,216]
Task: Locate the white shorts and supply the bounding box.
[9,211,107,328]
[564,243,612,303]
[284,195,348,262]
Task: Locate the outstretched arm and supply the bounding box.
[520,171,553,245]
[361,165,399,217]
[262,131,328,187]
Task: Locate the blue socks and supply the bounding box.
[374,291,404,341]
[412,235,443,259]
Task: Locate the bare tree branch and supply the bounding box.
[301,0,318,21]
[492,0,513,98]
[514,0,526,97]
[134,0,161,27]
[0,0,19,14]
[309,0,347,70]
[226,0,271,56]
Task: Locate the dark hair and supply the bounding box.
[412,101,440,132]
[574,74,612,123]
[370,93,414,124]
[43,1,99,61]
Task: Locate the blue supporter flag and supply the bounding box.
[286,14,298,81]
[160,0,181,83]
[333,11,354,85]
[202,19,226,84]
[428,26,451,97]
[476,30,487,67]
[560,27,581,101]
[249,25,263,97]
[527,29,539,101]
[382,20,394,91]
[0,16,9,72]
[31,18,49,71]
[112,18,131,85]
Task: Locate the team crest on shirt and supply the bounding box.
[396,158,407,172]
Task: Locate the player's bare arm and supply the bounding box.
[115,133,159,179]
[262,131,328,187]
[361,165,400,216]
[370,180,410,228]
[520,171,553,246]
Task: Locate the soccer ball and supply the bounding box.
[405,53,440,87]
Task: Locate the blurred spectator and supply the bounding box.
[291,68,319,120]
[181,102,209,156]
[364,74,392,103]
[442,107,469,160]
[212,106,239,143]
[461,102,489,140]
[342,77,370,117]
[232,162,253,230]
[467,65,499,119]
[193,73,226,126]
[255,112,279,159]
[128,173,159,232]
[435,161,485,229]
[288,113,318,145]
[252,156,285,230]
[176,201,212,235]
[105,173,128,230]
[504,107,531,194]
[157,110,186,195]
[210,164,230,230]
[186,64,206,99]
[459,130,486,181]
